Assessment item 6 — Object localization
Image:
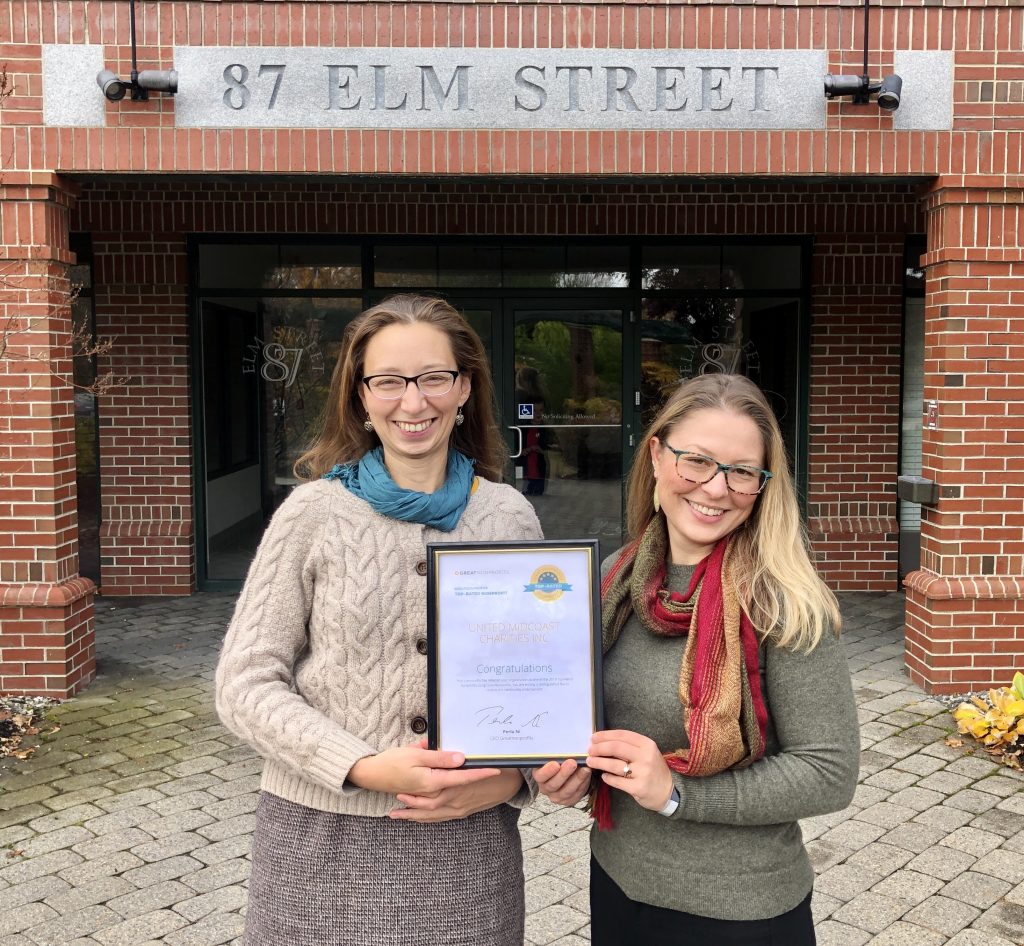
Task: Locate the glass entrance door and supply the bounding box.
[507,305,632,561]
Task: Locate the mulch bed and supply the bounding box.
[0,696,61,761]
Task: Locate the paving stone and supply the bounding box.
[969,807,1024,837]
[940,826,1004,857]
[72,827,153,859]
[831,891,909,934]
[190,834,250,866]
[912,805,974,831]
[972,900,1024,944]
[206,775,261,800]
[846,843,915,877]
[820,820,887,853]
[5,874,72,908]
[892,755,946,777]
[39,786,115,812]
[0,900,60,936]
[942,929,1019,946]
[902,894,980,937]
[885,786,946,812]
[526,874,579,912]
[107,879,193,918]
[969,847,1024,884]
[129,831,208,862]
[853,802,917,830]
[525,904,589,945]
[200,794,260,820]
[57,851,144,884]
[91,908,188,946]
[43,875,135,914]
[122,854,204,887]
[17,825,94,857]
[0,848,85,885]
[163,912,245,946]
[172,883,249,922]
[863,769,918,792]
[195,813,252,842]
[973,774,1022,798]
[862,920,945,945]
[27,803,105,834]
[181,857,251,893]
[18,904,120,945]
[905,845,977,881]
[871,869,944,906]
[944,757,1000,779]
[814,864,884,902]
[996,791,1024,814]
[945,789,1002,814]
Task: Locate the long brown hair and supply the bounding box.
[626,373,841,649]
[295,295,507,482]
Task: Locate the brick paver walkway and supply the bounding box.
[1,591,1022,946]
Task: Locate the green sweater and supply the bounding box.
[590,563,859,922]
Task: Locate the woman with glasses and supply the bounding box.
[534,373,859,946]
[216,295,542,946]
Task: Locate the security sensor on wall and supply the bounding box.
[824,0,902,112]
[824,73,902,111]
[95,0,177,103]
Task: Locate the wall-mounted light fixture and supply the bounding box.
[95,0,177,102]
[824,0,902,111]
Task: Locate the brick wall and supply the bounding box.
[0,178,95,696]
[904,185,1024,693]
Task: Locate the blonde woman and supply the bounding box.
[535,373,858,946]
[217,296,542,946]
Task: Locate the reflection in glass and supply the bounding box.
[374,245,438,287]
[640,296,800,470]
[504,245,629,288]
[439,245,501,287]
[513,309,624,559]
[201,297,361,580]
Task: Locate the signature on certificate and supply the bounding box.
[474,705,549,729]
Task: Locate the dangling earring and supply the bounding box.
[455,407,465,427]
[653,483,661,514]
[363,416,374,432]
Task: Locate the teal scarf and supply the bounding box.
[324,448,476,532]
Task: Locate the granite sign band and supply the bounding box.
[173,47,828,130]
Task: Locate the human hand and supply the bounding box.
[390,768,524,823]
[348,739,501,796]
[532,759,591,806]
[587,730,674,812]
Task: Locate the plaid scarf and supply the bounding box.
[590,516,768,830]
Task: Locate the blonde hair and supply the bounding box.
[295,295,506,482]
[626,373,841,650]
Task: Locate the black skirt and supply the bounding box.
[590,855,816,946]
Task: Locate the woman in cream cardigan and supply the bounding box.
[216,295,542,946]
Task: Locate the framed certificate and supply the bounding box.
[426,540,604,767]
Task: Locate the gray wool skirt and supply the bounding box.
[244,792,525,946]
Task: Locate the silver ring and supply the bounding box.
[622,763,632,778]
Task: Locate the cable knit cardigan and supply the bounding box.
[215,476,543,816]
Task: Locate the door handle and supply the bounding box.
[508,426,523,459]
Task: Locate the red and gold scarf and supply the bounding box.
[591,516,768,829]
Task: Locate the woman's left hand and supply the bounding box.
[390,767,524,823]
[587,730,675,813]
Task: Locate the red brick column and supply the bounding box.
[904,182,1024,694]
[0,174,95,697]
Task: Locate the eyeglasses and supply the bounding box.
[362,370,460,400]
[661,444,773,496]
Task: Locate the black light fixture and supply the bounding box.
[95,0,177,102]
[823,0,902,111]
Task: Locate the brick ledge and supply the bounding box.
[903,571,1024,601]
[0,576,96,608]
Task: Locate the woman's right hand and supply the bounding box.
[532,759,592,806]
[348,740,501,795]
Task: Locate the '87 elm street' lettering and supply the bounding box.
[219,61,779,114]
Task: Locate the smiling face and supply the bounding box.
[357,321,471,488]
[650,407,765,565]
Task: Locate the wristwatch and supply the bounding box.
[658,787,680,817]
